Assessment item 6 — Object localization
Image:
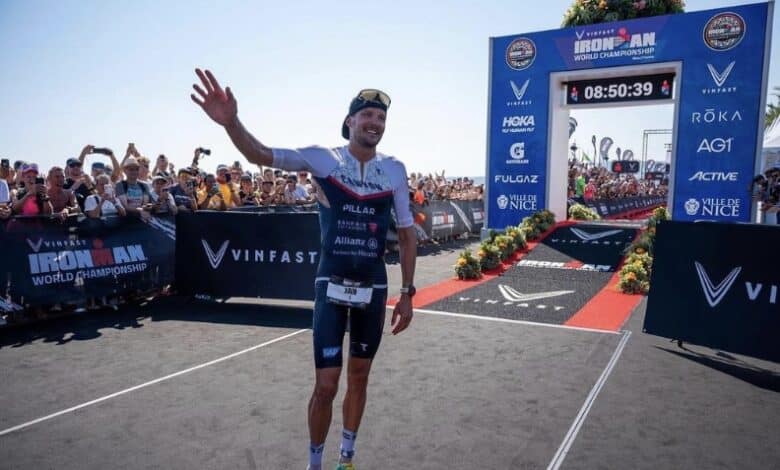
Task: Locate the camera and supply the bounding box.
[224,173,231,183]
[197,147,211,155]
[92,147,112,156]
[1,159,8,169]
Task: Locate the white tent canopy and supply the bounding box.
[761,118,780,172]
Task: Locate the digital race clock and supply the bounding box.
[565,73,675,105]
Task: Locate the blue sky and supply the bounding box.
[0,0,777,177]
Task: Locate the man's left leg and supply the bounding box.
[340,356,373,465]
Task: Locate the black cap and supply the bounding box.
[341,90,390,140]
[66,158,81,167]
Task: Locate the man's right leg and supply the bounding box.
[308,366,341,446]
[309,282,348,468]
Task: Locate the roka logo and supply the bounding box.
[201,239,230,269]
[570,227,623,241]
[695,261,741,308]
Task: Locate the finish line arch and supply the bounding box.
[485,2,773,230]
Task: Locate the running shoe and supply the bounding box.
[335,464,355,470]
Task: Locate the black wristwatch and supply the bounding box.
[400,284,416,298]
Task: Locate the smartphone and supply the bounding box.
[0,159,8,169]
[92,147,112,155]
[35,177,45,185]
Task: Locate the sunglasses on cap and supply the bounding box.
[355,89,391,107]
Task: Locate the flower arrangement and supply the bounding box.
[455,250,482,280]
[569,203,601,220]
[562,0,685,27]
[618,205,669,294]
[505,225,528,251]
[478,242,502,271]
[494,234,516,260]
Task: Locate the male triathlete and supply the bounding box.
[191,69,417,470]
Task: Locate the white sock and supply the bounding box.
[339,429,357,461]
[309,442,324,468]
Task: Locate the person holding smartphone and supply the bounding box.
[168,168,198,212]
[84,174,126,218]
[12,164,52,216]
[196,173,227,210]
[0,160,11,220]
[150,175,178,215]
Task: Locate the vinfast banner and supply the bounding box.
[644,221,780,362]
[0,215,176,306]
[175,211,322,301]
[487,3,770,229]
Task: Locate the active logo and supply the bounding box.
[703,12,746,51]
[688,171,738,182]
[695,262,741,308]
[697,137,734,154]
[691,109,743,124]
[703,62,737,95]
[506,38,536,70]
[573,27,656,62]
[202,239,230,269]
[502,115,535,134]
[508,79,531,106]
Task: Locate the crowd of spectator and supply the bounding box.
[567,163,669,202]
[752,166,780,224]
[0,146,486,224]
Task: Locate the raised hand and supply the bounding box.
[191,68,237,127]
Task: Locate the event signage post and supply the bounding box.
[486,3,772,229]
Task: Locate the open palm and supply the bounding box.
[191,68,237,127]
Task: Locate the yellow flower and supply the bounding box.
[478,250,486,258]
[625,272,637,281]
[457,258,467,267]
[635,247,646,254]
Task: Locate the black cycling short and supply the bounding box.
[312,281,387,369]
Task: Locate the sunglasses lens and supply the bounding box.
[357,89,390,107]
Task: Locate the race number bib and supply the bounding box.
[326,277,373,309]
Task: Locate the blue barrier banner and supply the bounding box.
[488,3,769,228]
[0,215,176,307]
[644,221,780,362]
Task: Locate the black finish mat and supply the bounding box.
[426,225,638,324]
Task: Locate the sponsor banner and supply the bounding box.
[644,221,780,362]
[0,215,175,306]
[175,211,321,300]
[487,3,768,228]
[576,195,666,218]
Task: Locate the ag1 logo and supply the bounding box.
[697,137,734,154]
